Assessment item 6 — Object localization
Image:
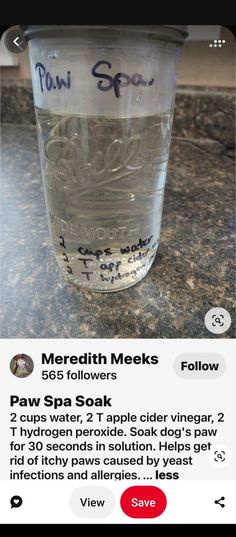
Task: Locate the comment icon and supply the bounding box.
[10,495,23,509]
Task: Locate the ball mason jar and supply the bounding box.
[25,25,187,292]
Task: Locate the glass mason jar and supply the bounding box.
[25,25,187,292]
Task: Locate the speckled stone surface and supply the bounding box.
[173,86,235,152]
[1,80,35,125]
[1,124,235,338]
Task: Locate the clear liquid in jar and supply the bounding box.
[35,108,172,292]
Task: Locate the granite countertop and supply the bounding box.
[1,121,235,338]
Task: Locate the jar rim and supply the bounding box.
[21,25,188,45]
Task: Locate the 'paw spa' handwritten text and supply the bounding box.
[91,60,155,98]
[35,63,71,93]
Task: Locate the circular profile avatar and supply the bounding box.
[10,354,34,378]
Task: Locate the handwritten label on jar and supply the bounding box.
[59,235,73,275]
[35,63,71,93]
[34,59,154,98]
[57,234,157,286]
[91,60,155,98]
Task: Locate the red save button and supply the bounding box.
[120,486,167,518]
